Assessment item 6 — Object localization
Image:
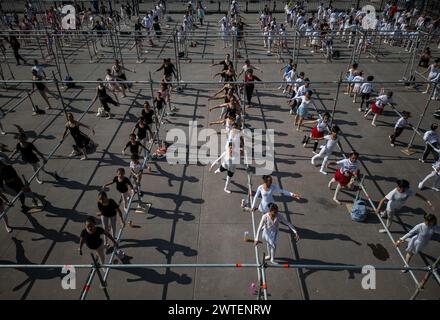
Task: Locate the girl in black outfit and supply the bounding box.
[97,191,124,247]
[9,36,27,65]
[214,65,236,83]
[32,69,53,110]
[153,91,166,115]
[92,79,119,119]
[133,118,153,151]
[0,161,40,212]
[141,101,155,126]
[79,216,117,264]
[61,113,95,160]
[102,168,134,210]
[153,16,161,39]
[122,133,147,156]
[155,58,177,82]
[243,69,262,107]
[10,133,47,184]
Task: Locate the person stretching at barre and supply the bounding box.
[252,175,300,213]
[255,203,300,264]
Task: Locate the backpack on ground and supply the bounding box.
[64,75,75,88]
[351,198,367,222]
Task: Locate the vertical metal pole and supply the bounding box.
[115,30,124,67]
[149,71,160,140]
[173,31,181,82]
[52,70,68,118]
[52,35,63,79]
[27,90,37,113]
[90,254,111,300]
[85,33,95,63]
[232,33,237,71]
[57,35,70,77]
[405,86,436,151]
[330,73,343,128]
[410,256,440,300]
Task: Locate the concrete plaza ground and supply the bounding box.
[0,12,439,300]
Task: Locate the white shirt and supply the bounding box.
[316,119,327,132]
[375,95,392,108]
[395,117,408,129]
[142,15,152,29]
[337,158,359,175]
[252,184,293,213]
[32,65,45,78]
[423,130,438,144]
[385,188,415,211]
[130,161,142,174]
[360,82,373,94]
[322,135,339,153]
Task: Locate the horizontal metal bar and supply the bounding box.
[0,80,436,85]
[0,263,431,271]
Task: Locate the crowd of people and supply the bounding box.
[0,1,439,283]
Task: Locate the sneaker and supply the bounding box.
[379,229,387,233]
[289,109,293,115]
[319,169,328,175]
[418,182,423,190]
[1,131,6,135]
[418,158,425,163]
[224,188,231,194]
[36,179,43,184]
[401,269,409,273]
[431,187,440,192]
[380,211,388,218]
[390,143,395,147]
[312,151,318,155]
[358,108,362,112]
[277,85,283,90]
[311,159,315,165]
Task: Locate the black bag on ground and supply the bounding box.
[64,75,75,88]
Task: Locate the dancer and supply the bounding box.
[105,68,126,99]
[364,91,394,127]
[327,152,360,205]
[311,125,341,175]
[155,58,177,82]
[122,133,147,156]
[102,168,135,210]
[209,142,238,194]
[237,59,263,79]
[0,192,13,233]
[302,112,330,153]
[243,69,262,107]
[358,75,374,112]
[418,159,440,191]
[375,179,433,232]
[8,36,27,65]
[395,213,440,272]
[92,79,119,119]
[0,161,41,212]
[255,203,300,264]
[130,153,150,198]
[345,63,359,95]
[389,111,411,147]
[133,117,153,149]
[60,113,95,161]
[32,69,54,110]
[97,191,124,248]
[252,175,300,213]
[79,216,117,264]
[141,101,156,127]
[111,59,135,92]
[288,78,311,115]
[10,133,47,184]
[419,123,439,163]
[420,58,440,94]
[351,71,364,102]
[293,91,317,131]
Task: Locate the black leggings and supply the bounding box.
[13,49,26,64]
[100,96,118,112]
[359,92,371,110]
[245,84,254,105]
[6,180,25,206]
[390,127,404,144]
[220,165,234,177]
[422,142,439,161]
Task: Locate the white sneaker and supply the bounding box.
[224,188,231,194]
[282,89,287,94]
[311,159,315,165]
[36,179,43,184]
[289,109,293,115]
[277,85,283,90]
[431,187,440,192]
[379,229,387,233]
[319,169,328,175]
[418,182,423,190]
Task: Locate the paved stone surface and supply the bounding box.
[0,11,439,300]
